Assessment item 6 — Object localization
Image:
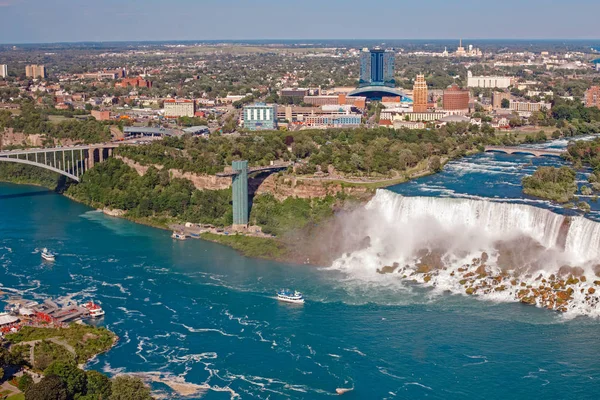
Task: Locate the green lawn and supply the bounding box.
[7,393,25,400]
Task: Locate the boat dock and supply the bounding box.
[5,296,92,324]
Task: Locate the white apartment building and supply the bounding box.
[467,71,513,89]
[0,64,7,78]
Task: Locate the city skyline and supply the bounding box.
[1,0,600,44]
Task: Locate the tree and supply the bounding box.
[109,376,152,400]
[429,155,442,172]
[18,374,34,392]
[86,370,112,399]
[25,376,68,400]
[501,98,510,108]
[44,361,87,398]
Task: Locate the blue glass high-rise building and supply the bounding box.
[359,48,395,88]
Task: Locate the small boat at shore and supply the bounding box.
[277,290,305,304]
[41,248,55,261]
[83,301,105,318]
[172,231,187,240]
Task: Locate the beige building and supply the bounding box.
[0,64,7,78]
[164,99,195,118]
[25,64,46,79]
[492,92,511,109]
[509,100,551,113]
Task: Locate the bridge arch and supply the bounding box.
[0,157,80,182]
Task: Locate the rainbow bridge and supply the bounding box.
[0,143,120,182]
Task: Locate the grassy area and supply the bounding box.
[7,394,25,400]
[200,233,290,260]
[5,325,116,364]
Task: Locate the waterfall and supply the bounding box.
[334,190,600,273]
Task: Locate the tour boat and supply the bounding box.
[83,301,105,318]
[172,231,187,240]
[41,248,56,261]
[277,290,305,304]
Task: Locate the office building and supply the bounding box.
[0,65,7,78]
[243,103,277,131]
[585,86,600,109]
[443,84,470,114]
[492,92,511,109]
[281,88,309,98]
[164,99,195,118]
[25,64,46,79]
[412,74,428,112]
[359,48,395,87]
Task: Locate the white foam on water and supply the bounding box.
[330,190,600,317]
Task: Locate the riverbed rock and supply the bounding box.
[377,263,400,274]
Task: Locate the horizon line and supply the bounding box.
[1,38,600,46]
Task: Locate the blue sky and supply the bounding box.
[1,0,599,44]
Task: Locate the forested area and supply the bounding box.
[117,125,508,178]
[0,101,112,144]
[67,158,233,226]
[522,166,577,203]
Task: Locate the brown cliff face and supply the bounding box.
[117,156,372,200]
[252,174,371,200]
[1,128,44,147]
[115,156,231,190]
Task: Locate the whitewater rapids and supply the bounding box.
[331,190,600,317]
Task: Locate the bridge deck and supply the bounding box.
[484,146,565,157]
[216,163,291,177]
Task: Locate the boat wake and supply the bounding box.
[330,190,600,317]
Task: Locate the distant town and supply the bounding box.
[0,40,599,143]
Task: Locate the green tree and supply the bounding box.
[501,98,510,108]
[86,370,112,399]
[25,375,68,400]
[44,361,87,398]
[109,376,152,400]
[18,374,34,392]
[429,155,442,172]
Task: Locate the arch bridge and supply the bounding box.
[484,146,565,158]
[0,144,119,182]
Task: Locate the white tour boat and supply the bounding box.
[41,248,56,261]
[277,290,305,304]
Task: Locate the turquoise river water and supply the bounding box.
[1,137,600,399]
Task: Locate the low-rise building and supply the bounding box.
[509,100,551,114]
[585,86,600,109]
[164,99,195,118]
[91,110,111,121]
[393,120,426,130]
[115,76,152,88]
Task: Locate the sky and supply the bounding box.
[1,0,599,44]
